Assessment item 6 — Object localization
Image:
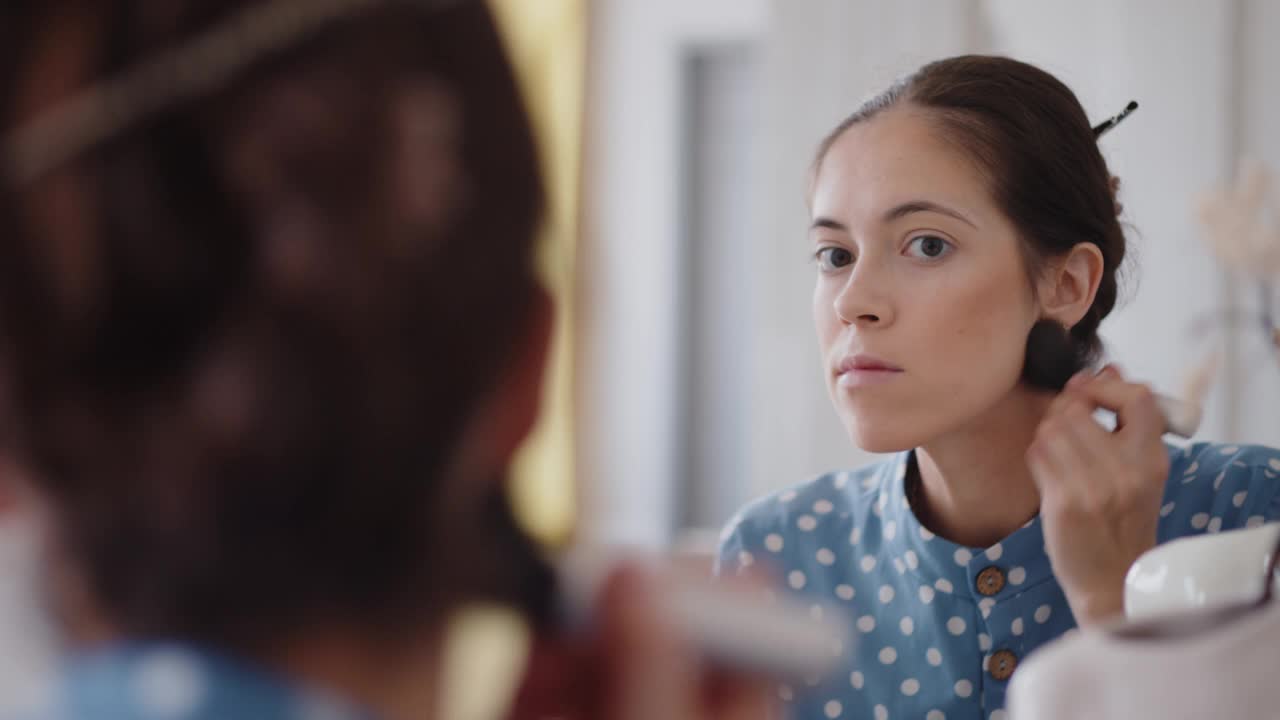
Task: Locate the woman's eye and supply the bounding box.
[815,246,854,272]
[905,235,953,260]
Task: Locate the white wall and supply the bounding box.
[1234,0,1280,446]
[579,0,769,548]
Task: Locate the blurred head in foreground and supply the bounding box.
[0,0,551,707]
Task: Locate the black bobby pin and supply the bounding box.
[1093,100,1139,138]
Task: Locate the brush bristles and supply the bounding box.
[1022,320,1086,391]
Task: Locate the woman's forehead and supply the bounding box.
[811,107,996,228]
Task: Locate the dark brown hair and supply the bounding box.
[0,0,544,649]
[815,55,1126,379]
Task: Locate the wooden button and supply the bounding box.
[989,649,1018,681]
[976,566,1006,596]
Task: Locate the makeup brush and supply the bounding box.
[1023,321,1202,438]
[555,549,849,682]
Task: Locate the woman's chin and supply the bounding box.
[839,410,927,455]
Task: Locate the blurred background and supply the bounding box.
[3,0,1280,717]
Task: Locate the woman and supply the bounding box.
[0,2,768,719]
[717,55,1280,720]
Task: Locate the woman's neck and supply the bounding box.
[912,386,1055,548]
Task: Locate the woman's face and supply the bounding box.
[811,106,1042,453]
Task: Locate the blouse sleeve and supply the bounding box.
[1232,446,1280,527]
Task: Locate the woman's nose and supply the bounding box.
[833,268,893,327]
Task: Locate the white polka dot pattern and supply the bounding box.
[978,598,996,619]
[131,651,208,719]
[1035,604,1053,624]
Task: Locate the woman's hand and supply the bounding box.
[509,562,775,720]
[1026,365,1170,627]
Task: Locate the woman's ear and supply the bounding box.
[1039,242,1104,329]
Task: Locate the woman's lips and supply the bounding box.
[837,367,904,388]
[835,354,904,388]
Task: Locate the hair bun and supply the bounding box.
[1023,320,1088,391]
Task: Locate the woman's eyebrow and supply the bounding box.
[883,200,977,229]
[810,217,848,232]
[810,201,977,234]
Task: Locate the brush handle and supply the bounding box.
[1156,393,1201,439]
[556,550,850,681]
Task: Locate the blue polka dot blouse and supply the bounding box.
[14,643,373,720]
[716,442,1280,720]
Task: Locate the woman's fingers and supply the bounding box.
[704,674,775,720]
[594,562,775,720]
[1030,367,1169,627]
[1064,367,1164,440]
[598,563,700,720]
